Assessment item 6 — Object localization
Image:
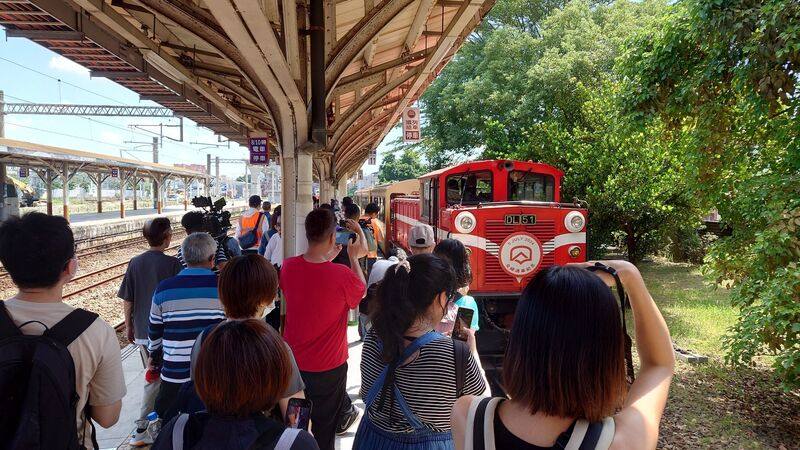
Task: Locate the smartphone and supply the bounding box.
[335,229,355,245]
[452,307,474,341]
[285,398,313,431]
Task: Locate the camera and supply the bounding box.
[191,196,232,239]
[358,218,371,228]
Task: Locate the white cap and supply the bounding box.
[367,256,399,287]
[408,223,435,248]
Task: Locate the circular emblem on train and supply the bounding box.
[499,232,542,283]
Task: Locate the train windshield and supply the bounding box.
[446,171,493,205]
[508,171,555,202]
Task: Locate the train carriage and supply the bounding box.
[354,178,419,255]
[388,160,588,393]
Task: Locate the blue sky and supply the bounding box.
[0,34,394,177]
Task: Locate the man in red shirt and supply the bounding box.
[280,207,367,450]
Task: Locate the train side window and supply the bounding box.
[446,171,492,205]
[508,171,555,202]
[421,179,431,219]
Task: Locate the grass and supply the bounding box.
[635,258,800,449]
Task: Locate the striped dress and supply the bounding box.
[148,267,225,384]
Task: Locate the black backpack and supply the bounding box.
[0,302,99,450]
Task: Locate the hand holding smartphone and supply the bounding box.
[452,307,474,342]
[285,398,313,431]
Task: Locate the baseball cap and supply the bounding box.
[408,224,435,248]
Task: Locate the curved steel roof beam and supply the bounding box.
[325,0,417,97]
[138,0,285,143]
[329,64,421,151]
[205,0,307,151]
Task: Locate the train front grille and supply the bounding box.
[482,220,556,288]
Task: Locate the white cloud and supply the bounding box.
[48,55,89,75]
[99,130,123,144]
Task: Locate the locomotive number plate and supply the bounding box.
[504,214,537,225]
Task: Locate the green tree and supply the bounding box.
[377,148,425,183]
[423,0,684,261]
[623,0,800,387]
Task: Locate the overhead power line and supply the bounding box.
[1,102,175,117]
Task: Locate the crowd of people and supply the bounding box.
[0,194,675,450]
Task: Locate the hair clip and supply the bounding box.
[395,259,411,274]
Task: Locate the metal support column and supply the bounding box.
[45,171,53,215]
[61,162,69,221]
[119,168,126,219]
[215,157,220,197]
[183,177,189,211]
[206,154,211,196]
[96,175,103,213]
[132,178,138,210]
[0,90,6,221]
[152,137,159,209]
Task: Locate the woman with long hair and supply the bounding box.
[354,253,489,450]
[451,261,674,449]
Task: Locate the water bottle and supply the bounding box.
[348,307,359,326]
[147,411,162,438]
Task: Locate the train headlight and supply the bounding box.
[568,245,581,258]
[455,211,477,234]
[564,211,585,232]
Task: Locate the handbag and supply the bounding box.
[353,331,455,450]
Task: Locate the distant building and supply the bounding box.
[174,163,206,174]
[354,172,379,191]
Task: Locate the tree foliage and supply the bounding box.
[377,148,426,183]
[423,0,687,261]
[422,0,800,386]
[623,0,800,388]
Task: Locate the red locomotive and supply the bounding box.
[387,160,588,391]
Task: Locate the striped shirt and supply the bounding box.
[359,330,486,433]
[148,267,225,383]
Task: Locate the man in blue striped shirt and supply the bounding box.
[148,232,225,422]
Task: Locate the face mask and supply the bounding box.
[261,302,277,318]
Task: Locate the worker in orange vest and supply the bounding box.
[235,195,269,254]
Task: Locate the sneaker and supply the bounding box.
[336,405,361,435]
[129,419,153,447]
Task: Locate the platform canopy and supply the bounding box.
[0,138,206,179]
[0,0,495,252]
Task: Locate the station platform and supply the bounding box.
[97,327,365,450]
[66,201,248,242]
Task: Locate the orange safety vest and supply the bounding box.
[239,212,264,247]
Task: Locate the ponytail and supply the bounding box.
[371,253,456,362]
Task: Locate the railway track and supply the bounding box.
[0,214,240,279]
[63,243,182,300]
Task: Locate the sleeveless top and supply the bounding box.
[465,398,615,450]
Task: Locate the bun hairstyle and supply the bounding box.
[433,238,473,288]
[371,253,456,362]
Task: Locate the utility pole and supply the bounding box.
[206,154,211,196]
[215,156,220,197]
[0,90,7,221]
[152,137,159,210]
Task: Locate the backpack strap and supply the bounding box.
[466,397,499,450]
[453,339,469,397]
[0,301,21,339]
[274,428,301,450]
[171,414,190,450]
[44,308,98,347]
[564,417,614,450]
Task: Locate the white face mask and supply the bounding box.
[261,302,277,318]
